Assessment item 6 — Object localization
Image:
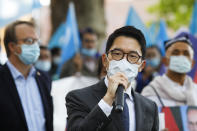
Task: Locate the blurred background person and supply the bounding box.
[187,107,197,131]
[59,53,82,78]
[60,27,100,78]
[50,47,61,79]
[145,45,164,76]
[135,45,162,93]
[35,45,52,73]
[142,36,197,107]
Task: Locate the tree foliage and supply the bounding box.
[148,0,195,30]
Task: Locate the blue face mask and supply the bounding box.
[81,48,97,57]
[146,57,161,68]
[35,60,51,72]
[17,43,40,65]
[53,56,61,65]
[169,55,192,73]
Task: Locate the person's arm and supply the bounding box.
[66,92,111,131]
[152,102,159,131]
[66,72,129,131]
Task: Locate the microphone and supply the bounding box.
[115,84,124,112]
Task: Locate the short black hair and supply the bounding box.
[51,47,61,56]
[105,26,146,59]
[3,20,34,57]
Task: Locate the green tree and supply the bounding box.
[148,0,195,30]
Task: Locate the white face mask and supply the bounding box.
[107,58,140,82]
[53,56,61,65]
[169,55,192,73]
[35,60,51,72]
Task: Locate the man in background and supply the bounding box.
[142,36,197,107]
[60,27,100,78]
[0,20,53,131]
[35,45,52,72]
[50,47,61,79]
[136,45,162,93]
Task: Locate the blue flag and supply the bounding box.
[126,7,151,47]
[49,2,81,76]
[148,22,158,46]
[0,0,41,27]
[190,0,197,36]
[155,20,168,56]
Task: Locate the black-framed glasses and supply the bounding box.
[16,37,40,45]
[107,49,142,64]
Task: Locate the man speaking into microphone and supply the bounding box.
[66,26,159,131]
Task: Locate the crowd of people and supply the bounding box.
[29,27,101,80]
[0,20,197,131]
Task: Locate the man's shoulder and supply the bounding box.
[134,91,157,109]
[66,80,105,104]
[0,64,10,77]
[62,58,75,67]
[186,75,197,86]
[134,92,155,103]
[194,83,197,87]
[0,64,7,71]
[67,83,97,99]
[192,80,197,91]
[141,75,164,96]
[34,69,52,92]
[36,69,51,81]
[65,82,101,110]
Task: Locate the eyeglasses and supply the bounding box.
[107,49,142,64]
[16,38,40,45]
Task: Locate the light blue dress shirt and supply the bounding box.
[7,60,46,131]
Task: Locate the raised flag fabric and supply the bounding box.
[48,2,81,76]
[125,7,151,47]
[190,0,197,36]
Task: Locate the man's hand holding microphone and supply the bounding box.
[103,72,129,111]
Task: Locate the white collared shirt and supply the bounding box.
[98,76,136,131]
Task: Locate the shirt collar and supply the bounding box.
[7,60,36,80]
[104,76,133,101]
